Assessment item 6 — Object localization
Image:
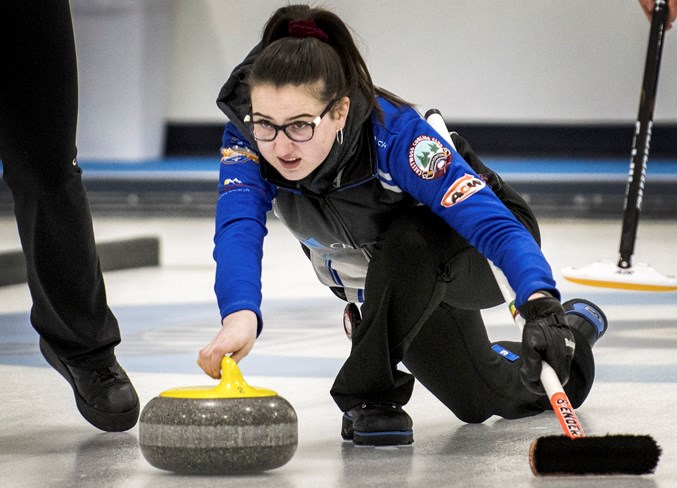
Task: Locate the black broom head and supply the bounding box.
[529,435,661,476]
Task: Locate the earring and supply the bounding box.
[336,128,344,145]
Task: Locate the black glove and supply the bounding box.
[518,296,575,395]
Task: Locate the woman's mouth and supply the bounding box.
[278,157,301,170]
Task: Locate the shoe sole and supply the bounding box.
[39,339,139,432]
[342,413,414,446]
[563,299,608,338]
[353,430,414,446]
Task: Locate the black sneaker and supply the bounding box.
[562,299,608,347]
[341,401,413,446]
[39,338,140,432]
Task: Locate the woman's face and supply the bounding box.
[249,83,350,181]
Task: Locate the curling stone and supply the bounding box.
[139,356,297,474]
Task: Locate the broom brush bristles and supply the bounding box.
[529,434,661,476]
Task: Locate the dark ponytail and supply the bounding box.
[248,4,411,119]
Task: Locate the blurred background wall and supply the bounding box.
[70,0,677,160]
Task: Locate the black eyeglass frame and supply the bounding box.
[243,99,339,143]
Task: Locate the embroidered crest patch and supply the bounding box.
[408,135,452,180]
[441,173,486,207]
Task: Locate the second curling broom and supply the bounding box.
[562,0,676,291]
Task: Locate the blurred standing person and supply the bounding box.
[0,0,139,431]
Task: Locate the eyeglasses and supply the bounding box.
[243,99,338,142]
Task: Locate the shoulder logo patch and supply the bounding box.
[221,146,259,165]
[408,135,452,180]
[441,173,486,207]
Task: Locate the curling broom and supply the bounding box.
[562,0,677,291]
[424,109,661,477]
[492,267,661,476]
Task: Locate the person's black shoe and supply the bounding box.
[341,401,413,446]
[562,299,608,348]
[39,338,140,432]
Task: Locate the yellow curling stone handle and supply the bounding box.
[160,356,277,399]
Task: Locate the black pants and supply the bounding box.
[330,204,594,422]
[0,0,120,369]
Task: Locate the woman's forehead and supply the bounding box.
[250,83,325,114]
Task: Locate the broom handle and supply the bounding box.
[492,268,586,439]
[424,109,587,439]
[618,0,668,269]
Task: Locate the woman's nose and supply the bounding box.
[274,132,296,151]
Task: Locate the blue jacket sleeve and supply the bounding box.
[380,114,558,307]
[213,123,276,335]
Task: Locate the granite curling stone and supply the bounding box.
[139,356,297,474]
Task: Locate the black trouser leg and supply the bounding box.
[0,0,120,369]
[402,304,543,423]
[330,206,595,420]
[331,208,445,410]
[330,207,488,411]
[402,304,595,422]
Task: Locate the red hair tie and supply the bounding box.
[288,19,329,43]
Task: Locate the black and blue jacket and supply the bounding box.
[214,49,558,334]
